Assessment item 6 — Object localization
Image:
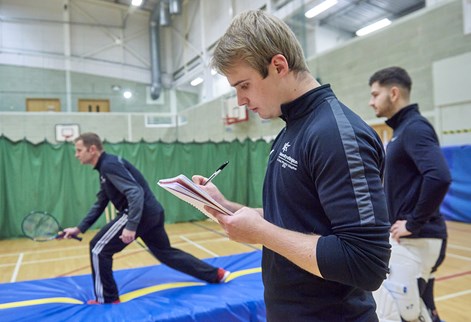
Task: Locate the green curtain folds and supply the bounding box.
[0,136,271,239]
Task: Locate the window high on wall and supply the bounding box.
[465,0,471,34]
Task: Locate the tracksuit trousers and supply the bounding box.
[89,213,220,303]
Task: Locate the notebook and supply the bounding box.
[158,174,233,221]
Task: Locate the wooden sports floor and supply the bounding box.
[0,220,470,321]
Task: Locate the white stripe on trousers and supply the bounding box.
[92,215,128,303]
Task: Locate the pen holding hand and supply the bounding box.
[192,174,225,202]
[203,161,229,186]
[193,162,246,216]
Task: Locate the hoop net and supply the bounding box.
[61,128,74,141]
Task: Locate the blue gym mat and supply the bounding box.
[441,145,471,223]
[0,250,265,322]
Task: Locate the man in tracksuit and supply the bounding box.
[63,132,229,304]
[369,67,451,322]
[192,10,392,321]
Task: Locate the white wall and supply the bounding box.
[0,0,151,84]
[0,0,355,103]
[314,25,352,55]
[433,51,471,146]
[1,0,470,146]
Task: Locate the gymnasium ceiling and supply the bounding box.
[101,0,426,36]
[275,0,426,35]
[95,0,426,90]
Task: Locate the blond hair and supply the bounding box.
[212,10,309,78]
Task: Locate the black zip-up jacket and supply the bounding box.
[263,85,391,321]
[385,104,451,238]
[77,152,163,233]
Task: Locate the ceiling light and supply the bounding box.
[123,90,133,99]
[190,77,204,86]
[305,0,338,19]
[169,0,182,15]
[356,18,392,37]
[131,0,143,7]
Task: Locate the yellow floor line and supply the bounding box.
[0,297,83,309]
[0,267,262,309]
[120,281,204,302]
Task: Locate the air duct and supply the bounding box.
[169,0,182,15]
[160,1,171,26]
[149,4,162,100]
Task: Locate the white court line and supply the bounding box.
[0,244,89,258]
[448,243,471,252]
[436,289,471,302]
[0,254,89,268]
[10,253,24,283]
[0,237,227,269]
[446,252,471,262]
[0,232,219,259]
[0,245,149,268]
[179,236,219,257]
[0,253,21,259]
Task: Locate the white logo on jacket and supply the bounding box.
[282,142,291,152]
[277,142,298,170]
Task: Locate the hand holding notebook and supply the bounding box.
[158,174,232,221]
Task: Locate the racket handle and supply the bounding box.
[57,231,82,241]
[71,235,83,241]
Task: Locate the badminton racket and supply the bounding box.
[22,211,82,242]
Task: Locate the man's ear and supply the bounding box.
[271,54,289,75]
[389,86,401,102]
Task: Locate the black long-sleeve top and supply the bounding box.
[262,85,391,321]
[384,104,451,238]
[77,152,163,233]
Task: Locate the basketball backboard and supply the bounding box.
[55,124,80,142]
[223,96,248,125]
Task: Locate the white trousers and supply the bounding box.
[373,237,443,322]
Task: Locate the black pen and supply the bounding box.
[203,161,229,185]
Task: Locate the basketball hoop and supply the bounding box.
[224,116,240,125]
[222,96,249,126]
[223,105,249,126]
[55,124,80,142]
[61,128,74,141]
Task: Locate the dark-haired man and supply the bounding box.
[369,67,451,322]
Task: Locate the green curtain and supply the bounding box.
[0,136,271,239]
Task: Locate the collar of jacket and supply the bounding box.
[385,103,420,129]
[94,151,107,170]
[279,84,334,123]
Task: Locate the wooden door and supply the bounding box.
[26,98,61,112]
[78,99,110,112]
[371,123,393,146]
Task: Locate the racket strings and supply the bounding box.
[22,212,61,240]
